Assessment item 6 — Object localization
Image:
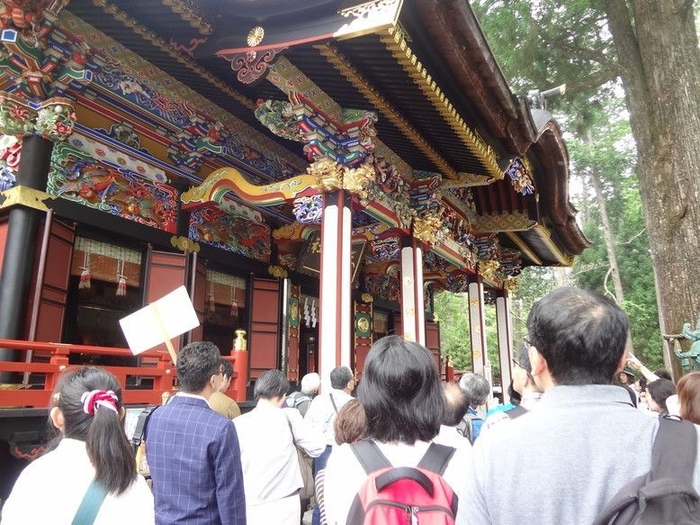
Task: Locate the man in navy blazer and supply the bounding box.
[146,341,246,525]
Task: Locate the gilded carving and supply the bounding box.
[170,236,200,253]
[477,259,501,281]
[413,215,443,245]
[503,277,520,294]
[268,265,288,279]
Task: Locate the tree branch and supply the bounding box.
[564,67,621,95]
[621,228,647,245]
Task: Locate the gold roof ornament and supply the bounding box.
[247,26,265,47]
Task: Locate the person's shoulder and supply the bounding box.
[327,442,355,464]
[282,406,302,422]
[305,393,327,414]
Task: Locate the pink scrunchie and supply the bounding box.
[80,390,118,416]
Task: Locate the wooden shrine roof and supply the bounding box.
[63,0,589,272]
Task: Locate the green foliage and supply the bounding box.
[433,291,502,384]
[434,291,470,369]
[472,0,664,370]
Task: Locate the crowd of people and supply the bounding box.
[3,286,700,524]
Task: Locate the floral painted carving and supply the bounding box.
[0,94,75,140]
[189,207,271,263]
[254,99,301,141]
[278,253,297,271]
[369,236,401,261]
[0,93,37,136]
[292,195,323,224]
[48,143,178,233]
[363,271,400,303]
[506,158,535,195]
[34,98,76,141]
[446,271,470,293]
[0,136,21,190]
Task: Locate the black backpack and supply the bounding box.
[593,416,700,524]
[131,405,158,477]
[456,412,482,444]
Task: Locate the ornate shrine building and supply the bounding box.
[0,0,587,483]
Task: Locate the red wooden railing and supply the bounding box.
[0,339,249,407]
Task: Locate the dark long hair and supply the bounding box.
[358,336,444,443]
[51,366,136,494]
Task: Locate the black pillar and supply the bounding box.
[0,135,53,365]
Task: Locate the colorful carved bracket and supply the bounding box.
[181,166,318,210]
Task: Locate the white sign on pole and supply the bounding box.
[119,285,199,357]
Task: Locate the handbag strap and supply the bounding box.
[72,480,108,525]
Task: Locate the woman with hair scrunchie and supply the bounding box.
[2,366,154,524]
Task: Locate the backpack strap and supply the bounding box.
[652,415,698,483]
[417,443,456,476]
[505,405,528,420]
[71,480,108,525]
[131,405,157,448]
[592,416,699,525]
[457,412,480,443]
[350,440,392,474]
[330,393,339,413]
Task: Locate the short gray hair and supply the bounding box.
[330,366,354,389]
[300,373,321,394]
[254,369,289,401]
[459,373,490,407]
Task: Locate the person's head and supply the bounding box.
[512,342,539,395]
[49,366,135,494]
[618,367,635,385]
[442,382,469,427]
[334,398,366,445]
[254,369,290,405]
[526,287,630,388]
[677,372,700,424]
[300,372,321,396]
[219,358,233,393]
[358,335,444,443]
[646,378,676,414]
[176,341,224,395]
[330,366,355,393]
[654,369,673,381]
[459,373,490,409]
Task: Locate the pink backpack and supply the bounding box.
[347,440,458,524]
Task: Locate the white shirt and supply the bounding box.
[234,402,325,509]
[304,389,354,445]
[323,439,472,525]
[434,424,472,452]
[2,438,154,525]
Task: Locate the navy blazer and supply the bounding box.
[146,394,246,525]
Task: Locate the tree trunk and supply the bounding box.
[588,168,625,304]
[604,0,700,379]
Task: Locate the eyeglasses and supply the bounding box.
[512,357,537,387]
